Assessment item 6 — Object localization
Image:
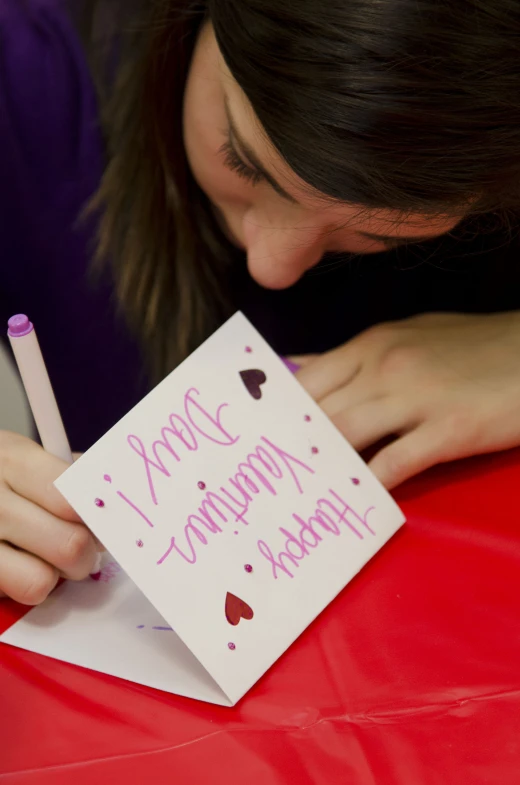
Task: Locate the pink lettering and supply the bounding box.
[251,445,284,479]
[150,415,198,489]
[187,513,222,534]
[157,436,314,566]
[184,388,239,446]
[128,434,169,506]
[322,489,376,537]
[225,477,254,507]
[232,468,260,496]
[165,413,198,451]
[116,490,155,528]
[257,487,378,580]
[260,436,314,493]
[128,389,239,506]
[199,490,250,529]
[292,514,323,549]
[257,539,296,579]
[158,523,208,566]
[234,438,313,498]
[217,485,252,524]
[279,527,309,560]
[311,508,340,536]
[152,428,181,467]
[317,497,363,539]
[237,459,274,494]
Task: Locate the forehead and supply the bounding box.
[215,30,462,237]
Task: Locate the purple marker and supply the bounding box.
[7,314,102,576]
[7,315,73,463]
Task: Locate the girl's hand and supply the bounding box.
[0,432,98,604]
[293,312,520,489]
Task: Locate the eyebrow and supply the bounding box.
[224,99,298,204]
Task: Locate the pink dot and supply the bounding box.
[245,346,252,353]
[228,642,236,650]
[234,531,239,535]
[197,481,206,490]
[104,475,112,483]
[94,498,105,508]
[311,446,319,455]
[351,477,360,485]
[136,540,144,548]
[304,415,311,422]
[244,564,253,573]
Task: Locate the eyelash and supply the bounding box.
[218,138,438,251]
[382,239,406,250]
[219,138,265,186]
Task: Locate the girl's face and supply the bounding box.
[183,24,461,290]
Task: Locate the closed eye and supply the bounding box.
[219,137,266,186]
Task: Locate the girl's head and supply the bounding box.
[184,22,462,290]
[92,0,520,372]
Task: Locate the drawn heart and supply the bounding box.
[239,369,267,400]
[225,592,254,626]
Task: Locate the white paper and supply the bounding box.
[1,313,405,705]
[0,558,230,706]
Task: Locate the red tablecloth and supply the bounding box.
[1,449,519,784]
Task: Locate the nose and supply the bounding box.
[242,213,326,289]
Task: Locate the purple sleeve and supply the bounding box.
[0,0,148,450]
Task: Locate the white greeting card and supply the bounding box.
[0,313,405,705]
[1,558,230,705]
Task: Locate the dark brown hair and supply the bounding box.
[88,0,520,379]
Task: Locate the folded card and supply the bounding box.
[0,313,405,706]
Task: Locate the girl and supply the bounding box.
[1,0,519,604]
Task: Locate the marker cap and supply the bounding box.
[7,314,34,338]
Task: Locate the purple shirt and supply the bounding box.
[0,0,148,450]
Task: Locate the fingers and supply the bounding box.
[320,368,377,418]
[0,493,98,580]
[0,433,96,605]
[296,345,361,401]
[368,420,456,490]
[0,542,59,605]
[0,432,81,521]
[294,350,449,491]
[331,397,416,453]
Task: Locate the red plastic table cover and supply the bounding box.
[1,448,519,784]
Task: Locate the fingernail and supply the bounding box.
[90,552,102,576]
